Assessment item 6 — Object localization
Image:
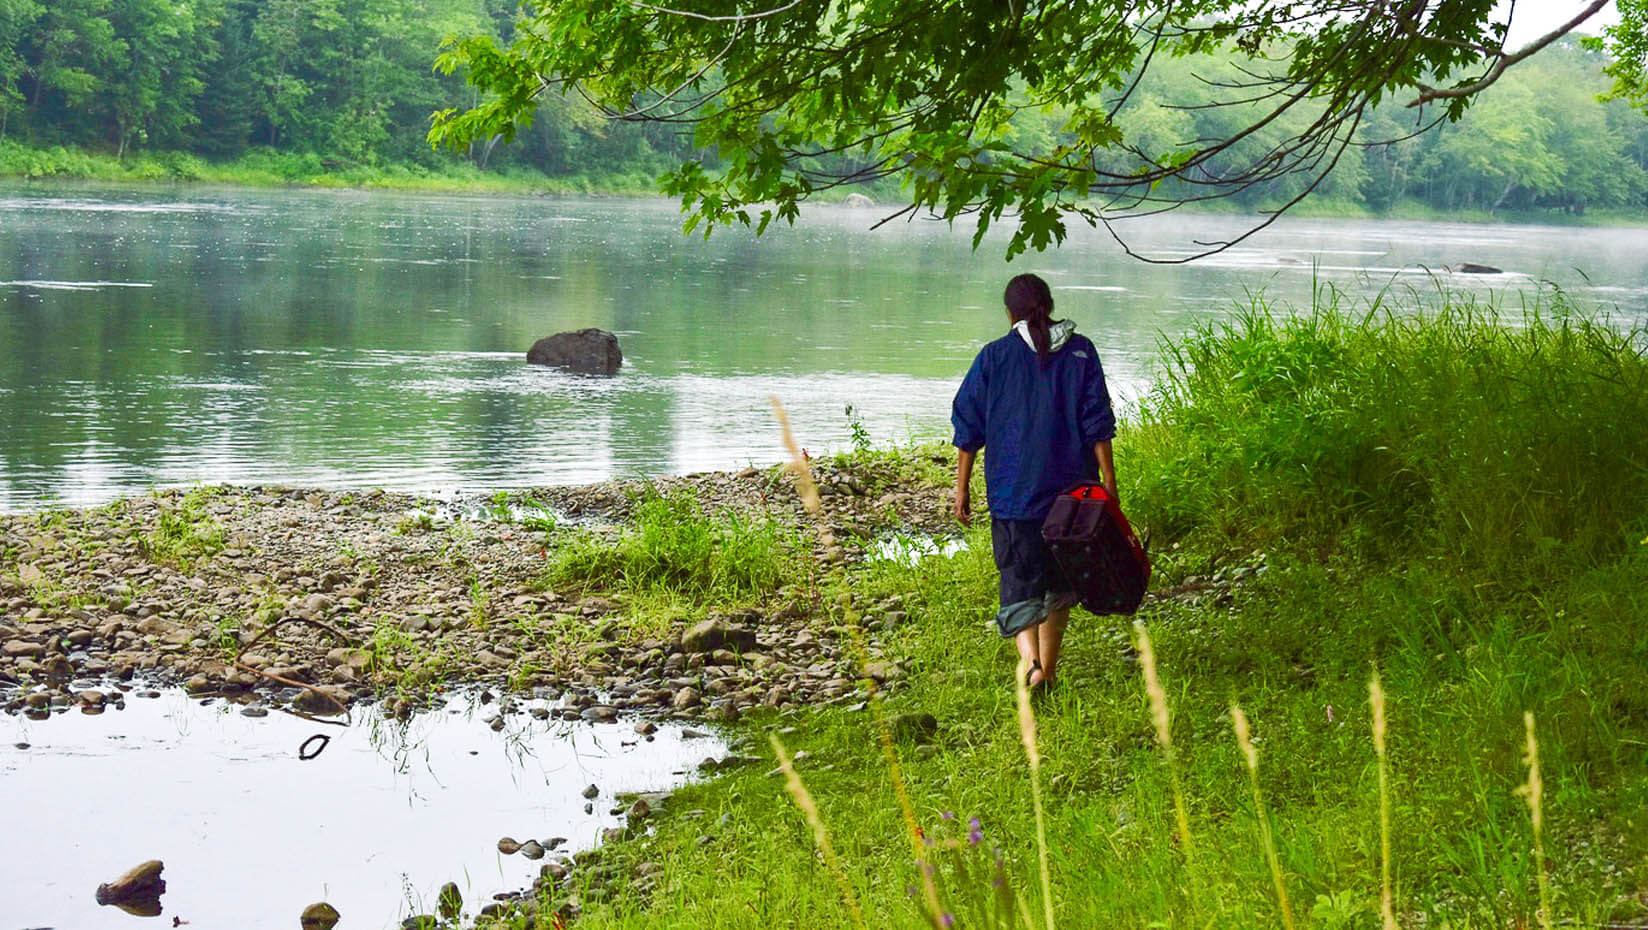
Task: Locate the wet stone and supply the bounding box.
[3,640,44,659]
[300,901,341,930]
[580,705,618,723]
[438,882,463,920]
[94,859,166,908]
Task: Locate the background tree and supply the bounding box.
[100,0,217,158]
[17,0,120,124]
[1,0,1646,233]
[429,0,1630,259]
[0,0,42,141]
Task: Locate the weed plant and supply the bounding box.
[139,486,227,570]
[505,293,1647,930]
[544,487,802,602]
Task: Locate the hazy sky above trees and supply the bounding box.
[1500,1,1619,44]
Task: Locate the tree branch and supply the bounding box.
[628,0,809,23]
[1408,0,1611,107]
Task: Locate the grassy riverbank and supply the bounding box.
[487,295,1648,928]
[0,141,667,195]
[2,290,1644,927]
[7,141,1647,228]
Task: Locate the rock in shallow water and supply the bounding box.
[438,881,462,919]
[94,859,166,909]
[300,901,341,930]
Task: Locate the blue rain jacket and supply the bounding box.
[951,326,1116,521]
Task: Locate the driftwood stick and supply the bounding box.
[239,616,354,654]
[233,661,351,717]
[265,702,349,728]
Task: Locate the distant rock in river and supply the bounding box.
[527,328,623,376]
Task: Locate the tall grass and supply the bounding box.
[1522,712,1555,930]
[1370,669,1400,930]
[1232,703,1297,930]
[770,733,868,930]
[1014,659,1055,930]
[1135,621,1196,864]
[1130,290,1648,583]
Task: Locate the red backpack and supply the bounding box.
[1040,484,1151,615]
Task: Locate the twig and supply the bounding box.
[238,616,354,654]
[628,0,806,23]
[233,661,351,717]
[266,702,349,728]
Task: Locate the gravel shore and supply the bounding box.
[1,454,958,722]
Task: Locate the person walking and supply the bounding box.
[951,273,1117,690]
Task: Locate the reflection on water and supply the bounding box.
[2,186,1645,511]
[1,688,724,929]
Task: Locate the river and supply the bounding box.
[2,186,1645,512]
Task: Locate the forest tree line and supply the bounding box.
[2,0,1647,215]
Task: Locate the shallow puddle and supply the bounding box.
[2,689,725,929]
[868,532,969,566]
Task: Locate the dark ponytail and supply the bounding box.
[1004,273,1054,368]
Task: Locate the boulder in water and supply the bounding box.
[1448,262,1503,274]
[94,859,166,913]
[843,192,875,208]
[527,328,623,376]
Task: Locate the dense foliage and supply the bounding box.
[430,0,1648,257]
[2,1,1648,238]
[0,0,691,176]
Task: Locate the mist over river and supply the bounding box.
[2,186,1645,512]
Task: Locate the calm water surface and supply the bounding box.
[3,690,723,929]
[2,186,1645,511]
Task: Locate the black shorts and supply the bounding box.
[991,518,1073,636]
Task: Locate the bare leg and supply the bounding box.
[1014,626,1044,685]
[1036,608,1070,684]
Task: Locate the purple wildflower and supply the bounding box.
[941,913,955,928]
[967,817,983,846]
[941,810,955,821]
